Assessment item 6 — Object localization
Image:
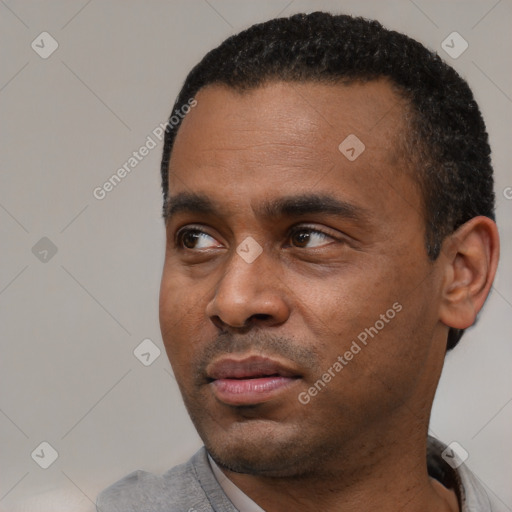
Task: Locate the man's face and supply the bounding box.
[159,81,448,477]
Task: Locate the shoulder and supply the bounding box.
[427,436,506,512]
[96,447,227,512]
[456,459,508,512]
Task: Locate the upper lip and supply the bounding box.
[206,355,301,381]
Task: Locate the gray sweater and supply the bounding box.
[96,437,500,511]
[97,447,236,512]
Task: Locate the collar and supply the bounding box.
[207,453,265,512]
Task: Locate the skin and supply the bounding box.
[159,80,499,512]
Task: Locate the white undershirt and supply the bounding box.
[207,453,266,512]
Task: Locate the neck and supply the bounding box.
[217,420,458,512]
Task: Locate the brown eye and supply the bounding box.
[182,231,200,249]
[176,228,220,250]
[289,227,333,248]
[291,230,311,248]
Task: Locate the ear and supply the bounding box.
[439,216,499,331]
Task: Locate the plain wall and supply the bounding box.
[1,1,511,510]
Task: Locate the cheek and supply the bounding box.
[323,271,439,402]
[159,258,203,320]
[159,265,217,382]
[295,265,389,333]
[295,255,426,361]
[159,270,194,362]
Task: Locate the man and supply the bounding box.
[97,12,500,512]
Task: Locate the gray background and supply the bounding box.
[1,0,511,510]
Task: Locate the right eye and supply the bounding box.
[176,228,222,250]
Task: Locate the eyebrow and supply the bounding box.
[163,192,368,224]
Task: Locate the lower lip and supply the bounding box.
[210,376,298,405]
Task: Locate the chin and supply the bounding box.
[182,389,337,477]
[207,442,307,477]
[198,417,317,477]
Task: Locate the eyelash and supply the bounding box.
[175,228,214,249]
[174,225,336,250]
[287,226,333,247]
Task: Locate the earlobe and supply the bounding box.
[439,216,499,331]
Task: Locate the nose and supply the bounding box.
[205,243,291,330]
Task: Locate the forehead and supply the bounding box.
[174,79,405,146]
[167,80,417,221]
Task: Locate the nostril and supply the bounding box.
[210,315,250,331]
[210,316,229,330]
[251,313,272,322]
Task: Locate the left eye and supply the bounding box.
[288,227,334,248]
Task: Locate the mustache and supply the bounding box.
[193,330,321,383]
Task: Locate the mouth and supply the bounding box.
[206,355,302,406]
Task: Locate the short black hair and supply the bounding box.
[160,11,495,351]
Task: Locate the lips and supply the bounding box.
[207,356,299,380]
[206,355,301,406]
